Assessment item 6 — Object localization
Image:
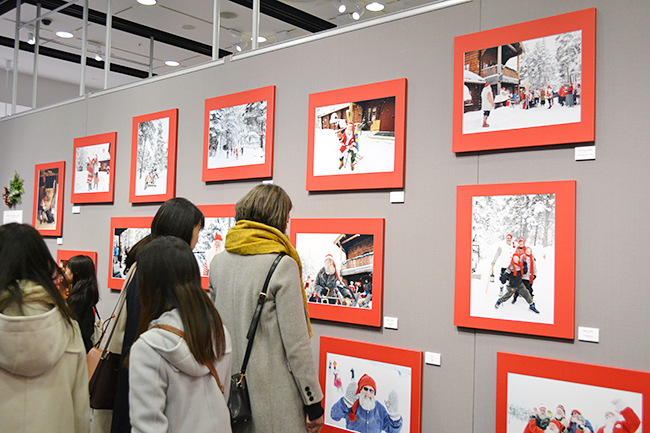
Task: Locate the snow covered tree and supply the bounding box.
[520,37,560,89]
[555,30,582,85]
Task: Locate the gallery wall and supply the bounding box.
[1,0,649,432]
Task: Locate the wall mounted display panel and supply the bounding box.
[32,161,65,237]
[71,132,117,204]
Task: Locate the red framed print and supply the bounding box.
[129,109,178,203]
[453,8,596,152]
[71,132,117,203]
[32,161,65,237]
[319,336,422,433]
[202,86,275,182]
[307,78,407,191]
[57,249,98,271]
[497,352,650,433]
[290,218,384,327]
[108,217,153,290]
[454,181,576,339]
[193,204,236,289]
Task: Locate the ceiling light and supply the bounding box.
[250,36,267,43]
[337,1,347,13]
[235,45,242,52]
[164,60,180,67]
[351,11,360,20]
[137,0,157,5]
[56,31,74,38]
[27,32,35,45]
[95,54,103,61]
[366,2,385,11]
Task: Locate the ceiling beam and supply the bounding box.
[0,35,152,78]
[229,0,336,33]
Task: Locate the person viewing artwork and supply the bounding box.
[0,223,90,433]
[128,236,232,433]
[209,184,325,433]
[64,254,100,353]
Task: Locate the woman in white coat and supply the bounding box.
[129,236,232,433]
[0,223,89,433]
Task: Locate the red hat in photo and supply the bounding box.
[349,374,377,422]
[511,253,525,276]
[324,254,339,280]
[571,409,582,416]
[485,83,490,87]
[548,419,563,432]
[214,232,222,241]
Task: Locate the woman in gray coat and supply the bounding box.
[209,184,324,433]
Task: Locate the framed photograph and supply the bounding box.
[56,249,97,296]
[497,352,649,433]
[290,218,384,327]
[202,86,275,182]
[71,132,117,204]
[454,181,576,339]
[129,109,178,203]
[193,204,236,289]
[32,161,65,237]
[319,336,422,433]
[453,8,596,152]
[307,78,407,191]
[108,217,153,290]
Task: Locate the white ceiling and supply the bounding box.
[0,0,432,92]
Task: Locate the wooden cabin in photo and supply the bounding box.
[316,97,396,132]
[335,233,374,286]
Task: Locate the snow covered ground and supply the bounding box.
[470,245,555,324]
[74,169,110,193]
[313,128,395,176]
[463,103,581,134]
[135,168,168,196]
[207,145,265,169]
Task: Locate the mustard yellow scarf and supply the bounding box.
[225,220,312,337]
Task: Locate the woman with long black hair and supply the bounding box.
[0,223,89,432]
[64,254,100,352]
[129,236,231,433]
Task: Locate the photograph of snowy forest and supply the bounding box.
[463,30,582,134]
[111,227,150,280]
[497,353,648,433]
[134,116,170,197]
[296,232,374,309]
[206,100,267,169]
[470,193,555,324]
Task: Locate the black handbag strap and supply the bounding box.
[239,253,286,375]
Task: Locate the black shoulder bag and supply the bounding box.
[229,252,286,427]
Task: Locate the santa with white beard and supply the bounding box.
[330,374,403,433]
[596,399,640,433]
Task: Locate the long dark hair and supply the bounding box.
[0,223,73,324]
[65,255,99,314]
[136,236,226,365]
[151,198,204,245]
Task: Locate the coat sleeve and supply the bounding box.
[619,407,640,433]
[330,396,350,422]
[273,256,324,407]
[71,325,91,433]
[129,339,169,433]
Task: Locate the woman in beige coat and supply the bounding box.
[209,184,324,433]
[0,223,89,433]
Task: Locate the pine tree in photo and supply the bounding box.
[555,30,582,84]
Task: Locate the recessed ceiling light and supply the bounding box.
[137,0,157,5]
[250,36,267,43]
[56,31,74,38]
[366,2,385,11]
[338,3,346,13]
[351,11,360,20]
[235,45,242,52]
[220,11,238,19]
[182,24,195,30]
[165,60,180,67]
[95,54,103,61]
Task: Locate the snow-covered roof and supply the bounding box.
[464,70,485,84]
[315,103,350,118]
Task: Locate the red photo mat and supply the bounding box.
[107,216,153,290]
[319,336,422,433]
[32,161,65,237]
[453,8,596,152]
[129,109,178,203]
[307,78,407,191]
[290,218,384,327]
[202,86,275,182]
[497,352,650,433]
[454,181,576,339]
[71,132,117,204]
[196,204,236,290]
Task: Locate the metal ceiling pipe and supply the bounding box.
[212,0,220,61]
[11,0,20,115]
[32,1,41,108]
[148,36,154,78]
[79,0,88,96]
[104,0,112,89]
[252,0,260,50]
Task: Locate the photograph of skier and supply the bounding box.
[320,337,423,433]
[454,182,576,339]
[307,79,406,192]
[130,109,177,203]
[290,218,385,327]
[453,8,595,152]
[203,86,275,182]
[497,353,648,433]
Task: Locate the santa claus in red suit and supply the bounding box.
[596,400,640,433]
[338,122,359,171]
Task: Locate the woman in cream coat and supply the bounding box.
[209,184,324,433]
[0,223,89,433]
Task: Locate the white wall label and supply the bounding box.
[72,206,81,214]
[390,191,405,203]
[575,145,596,161]
[425,352,441,366]
[383,316,398,329]
[3,210,23,224]
[578,326,599,343]
[56,238,63,245]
